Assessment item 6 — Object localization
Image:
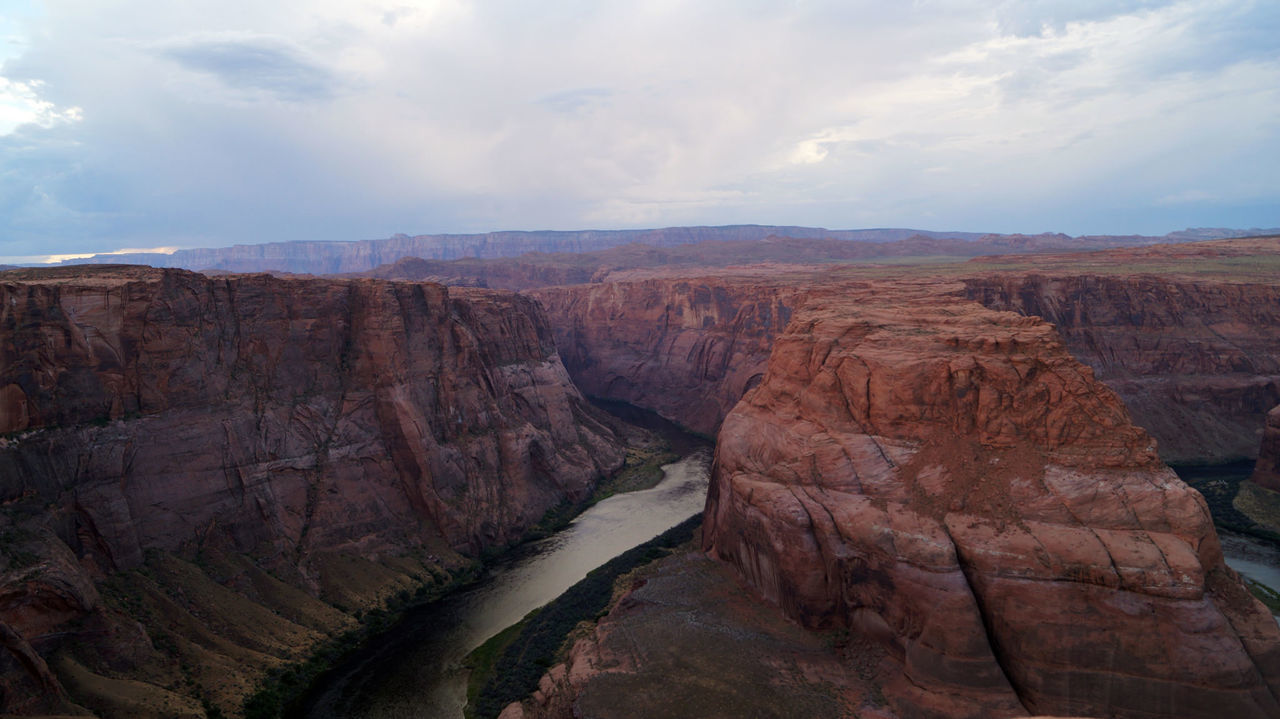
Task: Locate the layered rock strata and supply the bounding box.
[1250,405,1280,493]
[703,281,1280,718]
[0,266,625,714]
[531,278,803,436]
[965,275,1280,464]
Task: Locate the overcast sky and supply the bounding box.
[0,0,1277,261]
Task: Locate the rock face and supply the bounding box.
[965,275,1280,464]
[508,551,900,719]
[530,278,803,436]
[0,265,625,713]
[1251,405,1280,492]
[702,282,1280,718]
[0,266,623,561]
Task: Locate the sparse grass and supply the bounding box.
[517,440,680,545]
[467,515,701,719]
[589,444,681,502]
[1246,578,1280,615]
[242,563,482,719]
[463,618,530,718]
[1172,464,1280,546]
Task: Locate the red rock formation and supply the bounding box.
[507,551,901,719]
[1251,405,1280,492]
[965,274,1280,464]
[703,281,1280,718]
[0,266,622,561]
[0,266,625,711]
[530,278,803,436]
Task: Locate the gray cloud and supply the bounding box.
[160,34,336,102]
[537,87,613,114]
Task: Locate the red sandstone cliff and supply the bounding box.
[702,281,1280,718]
[1251,405,1280,493]
[0,266,626,714]
[964,274,1280,464]
[530,278,803,436]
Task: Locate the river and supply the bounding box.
[298,445,712,719]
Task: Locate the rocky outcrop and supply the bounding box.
[965,275,1280,464]
[702,281,1280,718]
[1251,405,1280,492]
[506,550,899,719]
[0,265,626,714]
[530,278,804,436]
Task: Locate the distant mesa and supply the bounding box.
[48,224,1279,277]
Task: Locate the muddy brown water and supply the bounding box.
[298,418,711,718]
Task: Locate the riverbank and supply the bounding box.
[1172,461,1280,543]
[217,402,689,719]
[466,516,702,718]
[1172,462,1280,618]
[289,410,712,719]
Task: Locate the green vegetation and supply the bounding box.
[467,515,701,719]
[590,445,681,502]
[1246,578,1280,615]
[241,563,480,719]
[517,442,680,545]
[463,618,529,716]
[1173,465,1280,545]
[242,441,685,719]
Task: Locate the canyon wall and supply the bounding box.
[0,266,626,715]
[965,275,1280,464]
[530,277,805,436]
[702,282,1280,718]
[1252,406,1280,492]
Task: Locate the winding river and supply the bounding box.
[299,444,712,719]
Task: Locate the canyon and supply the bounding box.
[3,233,1280,718]
[498,238,1280,719]
[0,266,629,716]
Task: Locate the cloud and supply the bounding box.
[0,77,82,134]
[159,33,336,102]
[0,0,1276,260]
[537,87,613,114]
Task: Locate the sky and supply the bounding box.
[0,0,1277,262]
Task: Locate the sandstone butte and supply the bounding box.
[0,265,627,716]
[703,280,1280,717]
[509,243,1280,719]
